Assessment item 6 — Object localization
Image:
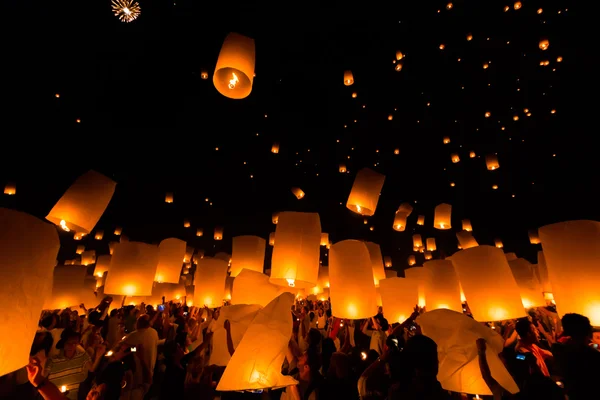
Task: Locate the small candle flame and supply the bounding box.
[59,220,70,232]
[228,72,239,89]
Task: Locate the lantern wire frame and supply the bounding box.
[111,0,141,23]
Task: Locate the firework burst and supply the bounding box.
[111,0,141,23]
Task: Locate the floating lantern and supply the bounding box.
[539,39,549,50]
[494,239,504,248]
[346,168,386,216]
[104,242,159,297]
[94,255,111,278]
[339,164,347,173]
[320,233,329,247]
[393,212,409,231]
[417,215,425,225]
[231,235,266,277]
[271,142,279,154]
[114,226,122,235]
[3,182,16,195]
[485,154,500,170]
[408,255,416,266]
[165,192,174,203]
[451,154,460,163]
[194,257,228,308]
[405,267,432,308]
[379,277,419,323]
[426,238,437,252]
[268,232,275,246]
[155,238,186,283]
[45,265,96,310]
[94,230,104,240]
[214,227,224,240]
[462,219,473,231]
[343,70,354,86]
[423,260,462,312]
[413,234,423,248]
[383,256,392,268]
[213,32,255,99]
[291,187,305,199]
[272,212,279,224]
[434,203,452,229]
[456,231,479,249]
[231,269,282,307]
[508,258,545,309]
[443,137,451,144]
[81,250,96,266]
[528,229,541,244]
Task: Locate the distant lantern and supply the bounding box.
[343,70,354,86]
[183,219,191,228]
[408,255,416,266]
[94,230,104,240]
[443,136,451,144]
[495,238,504,248]
[538,39,549,50]
[329,240,378,319]
[114,226,122,235]
[94,254,111,278]
[213,32,255,99]
[271,142,279,154]
[508,258,545,309]
[165,192,174,203]
[365,242,386,286]
[104,242,160,297]
[0,208,60,377]
[339,164,347,173]
[528,229,541,244]
[394,63,403,72]
[466,33,473,41]
[434,203,452,229]
[45,265,97,310]
[485,154,500,170]
[155,238,186,284]
[451,154,460,163]
[346,168,386,216]
[200,69,208,79]
[81,250,96,266]
[424,260,462,312]
[291,187,305,199]
[320,233,329,247]
[439,44,445,50]
[446,2,453,10]
[393,212,409,232]
[388,114,393,120]
[379,277,419,323]
[469,151,476,158]
[76,245,85,254]
[3,182,16,195]
[394,148,400,155]
[485,111,491,118]
[456,231,479,249]
[405,266,433,308]
[196,228,203,237]
[231,235,266,277]
[108,242,117,255]
[383,256,392,267]
[46,170,116,235]
[417,215,425,225]
[451,245,525,322]
[272,212,279,224]
[194,257,228,308]
[424,252,433,260]
[268,232,275,246]
[514,1,522,10]
[426,238,437,252]
[413,234,423,248]
[395,51,403,60]
[270,212,320,289]
[214,227,224,240]
[351,92,357,98]
[398,202,413,216]
[462,219,473,231]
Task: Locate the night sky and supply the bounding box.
[1,1,592,273]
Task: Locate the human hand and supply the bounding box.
[224,319,231,331]
[476,338,486,353]
[26,356,45,388]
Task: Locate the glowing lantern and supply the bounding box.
[339,164,347,173]
[224,276,234,300]
[393,212,409,231]
[434,203,452,229]
[104,242,159,297]
[466,33,473,41]
[536,251,552,295]
[45,170,116,234]
[200,70,208,79]
[539,39,549,50]
[417,215,425,225]
[320,233,329,246]
[329,240,378,319]
[485,154,500,170]
[408,255,416,266]
[405,267,432,308]
[114,226,122,235]
[539,221,600,325]
[505,252,517,261]
[514,1,521,10]
[343,70,354,86]
[0,208,60,376]
[81,250,96,266]
[3,182,16,195]
[413,234,423,248]
[528,229,540,244]
[291,187,305,199]
[194,257,228,308]
[443,137,451,144]
[268,232,275,246]
[450,246,526,321]
[94,255,111,277]
[231,269,283,307]
[155,238,186,283]
[456,231,479,249]
[196,228,203,237]
[165,192,173,203]
[271,142,279,154]
[346,168,386,216]
[426,238,437,252]
[213,32,255,99]
[76,245,85,255]
[462,219,473,231]
[216,293,297,391]
[494,238,504,248]
[379,277,418,323]
[395,51,403,60]
[272,212,279,224]
[317,266,330,290]
[231,235,266,277]
[270,212,320,289]
[423,260,462,312]
[394,148,400,155]
[108,242,117,255]
[451,154,460,163]
[384,256,392,267]
[508,258,545,309]
[45,265,97,310]
[365,242,386,286]
[425,252,433,260]
[210,304,262,367]
[398,202,413,215]
[214,227,224,240]
[388,114,394,120]
[351,92,357,98]
[469,151,476,158]
[147,282,186,304]
[94,230,104,240]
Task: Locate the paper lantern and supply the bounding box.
[396,50,403,60]
[291,187,305,199]
[224,276,234,300]
[104,242,159,297]
[183,247,194,263]
[434,203,452,229]
[339,164,347,173]
[272,212,279,224]
[146,282,186,305]
[462,219,473,231]
[536,251,552,295]
[155,238,186,283]
[196,228,203,237]
[270,212,320,289]
[408,255,416,266]
[426,238,437,252]
[539,39,549,50]
[443,136,450,144]
[317,266,330,290]
[346,168,386,216]
[365,242,386,286]
[423,260,462,312]
[451,246,526,322]
[425,252,433,260]
[539,220,600,325]
[114,226,122,235]
[0,208,60,376]
[412,234,423,248]
[76,245,85,254]
[383,256,392,267]
[94,255,111,277]
[505,252,517,261]
[214,227,224,240]
[3,182,16,195]
[456,231,479,249]
[45,265,97,310]
[418,309,519,396]
[405,267,432,308]
[194,257,228,308]
[343,70,354,86]
[494,238,503,248]
[329,240,378,319]
[81,250,96,266]
[379,277,418,323]
[271,142,279,154]
[393,212,409,231]
[417,215,425,225]
[385,270,397,279]
[232,269,283,307]
[451,153,460,163]
[94,230,104,240]
[508,258,545,309]
[46,170,116,234]
[485,154,500,170]
[231,235,266,277]
[469,151,476,158]
[213,32,255,99]
[319,233,329,247]
[217,293,297,391]
[268,232,275,246]
[165,192,173,203]
[210,304,262,367]
[200,69,208,79]
[528,229,540,244]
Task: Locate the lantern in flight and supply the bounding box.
[213,32,255,99]
[346,168,386,216]
[434,203,452,229]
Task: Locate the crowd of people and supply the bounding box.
[0,295,598,400]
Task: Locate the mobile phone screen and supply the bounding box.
[516,354,526,360]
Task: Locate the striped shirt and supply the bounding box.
[46,348,91,399]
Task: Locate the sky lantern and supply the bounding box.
[343,70,354,86]
[405,266,432,308]
[396,51,403,60]
[528,229,541,244]
[495,239,504,248]
[379,277,418,323]
[213,32,255,99]
[408,255,416,266]
[329,240,378,319]
[412,234,423,248]
[456,231,478,249]
[426,237,437,252]
[539,220,600,326]
[539,39,549,50]
[417,215,425,225]
[194,257,228,308]
[45,265,96,310]
[155,238,186,283]
[81,250,96,266]
[268,232,275,246]
[462,219,473,231]
[45,170,116,235]
[346,168,386,216]
[434,203,452,229]
[271,142,279,154]
[451,246,526,322]
[383,256,392,268]
[94,254,111,278]
[94,230,104,240]
[231,235,266,277]
[508,258,545,309]
[0,208,60,377]
[272,212,279,224]
[423,260,462,312]
[365,241,386,286]
[451,153,460,163]
[339,164,347,173]
[443,136,451,144]
[291,187,305,199]
[320,233,329,247]
[165,192,174,203]
[485,154,500,170]
[3,182,15,195]
[104,242,159,297]
[196,228,203,237]
[270,212,320,289]
[393,212,409,231]
[214,227,224,240]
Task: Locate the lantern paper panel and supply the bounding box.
[146,282,186,305]
[291,187,305,199]
[196,228,203,237]
[423,260,462,312]
[272,212,279,224]
[213,32,255,99]
[451,246,526,322]
[94,255,112,277]
[0,208,60,377]
[194,257,228,308]
[231,235,266,277]
[268,232,275,246]
[317,266,330,292]
[155,238,186,283]
[508,258,545,309]
[379,277,418,324]
[217,293,297,391]
[215,252,232,265]
[44,265,97,310]
[270,212,321,289]
[539,220,600,326]
[210,304,262,367]
[329,240,379,319]
[404,267,433,308]
[271,143,279,154]
[434,203,452,229]
[320,233,329,247]
[365,241,386,286]
[104,242,159,297]
[385,269,398,279]
[45,170,116,234]
[346,168,386,216]
[536,251,552,294]
[456,231,479,249]
[81,250,96,266]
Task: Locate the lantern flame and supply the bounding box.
[228,72,239,89]
[286,278,295,287]
[59,220,70,232]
